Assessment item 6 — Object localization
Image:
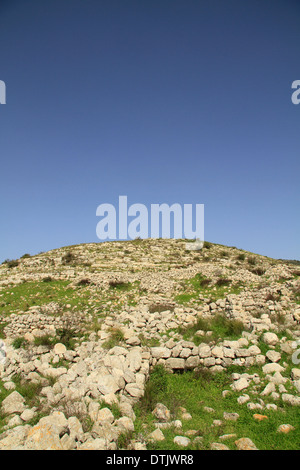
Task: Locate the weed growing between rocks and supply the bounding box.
[175,273,244,305]
[133,365,300,450]
[0,239,299,450]
[177,315,245,345]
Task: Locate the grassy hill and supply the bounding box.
[0,239,299,450]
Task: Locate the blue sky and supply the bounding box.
[0,0,299,262]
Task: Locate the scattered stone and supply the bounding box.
[203,406,215,413]
[291,368,300,381]
[235,437,258,450]
[277,424,295,434]
[262,332,279,346]
[266,350,281,363]
[223,412,239,421]
[261,382,276,396]
[262,363,284,374]
[1,391,26,415]
[53,343,67,355]
[181,412,192,420]
[211,442,230,450]
[237,394,250,404]
[231,378,249,392]
[219,433,237,440]
[173,436,191,447]
[282,394,300,406]
[253,414,268,421]
[152,403,171,422]
[148,428,165,441]
[0,238,299,450]
[212,420,223,427]
[115,416,135,432]
[97,407,114,424]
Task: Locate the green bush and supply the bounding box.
[203,241,212,249]
[12,337,28,349]
[5,259,19,268]
[102,327,125,349]
[33,334,53,347]
[138,364,169,413]
[215,278,231,287]
[250,267,266,276]
[62,251,76,265]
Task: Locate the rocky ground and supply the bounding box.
[0,239,299,450]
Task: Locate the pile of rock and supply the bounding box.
[0,407,136,450]
[150,338,263,373]
[2,306,87,339]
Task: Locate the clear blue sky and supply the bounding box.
[0,0,299,262]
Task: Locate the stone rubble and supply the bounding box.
[0,239,299,450]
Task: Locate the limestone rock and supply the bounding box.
[262,332,279,346]
[235,437,258,450]
[173,436,190,447]
[1,391,26,415]
[152,403,171,422]
[148,428,165,441]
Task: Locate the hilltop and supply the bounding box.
[0,239,299,450]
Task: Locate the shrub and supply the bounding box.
[102,327,124,349]
[61,251,76,265]
[248,256,257,266]
[34,334,53,347]
[109,280,131,291]
[192,367,214,385]
[203,241,212,249]
[12,337,28,349]
[215,278,231,287]
[58,398,93,432]
[236,253,245,260]
[212,315,244,338]
[265,292,280,302]
[219,250,229,258]
[179,315,245,342]
[5,259,19,268]
[117,431,134,449]
[250,267,265,276]
[199,278,211,287]
[138,364,169,413]
[148,303,175,313]
[77,278,91,286]
[56,327,76,349]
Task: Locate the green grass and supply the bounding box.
[0,375,47,432]
[102,327,125,349]
[0,280,91,317]
[175,273,244,305]
[133,365,300,450]
[32,327,78,350]
[108,281,133,291]
[177,315,245,344]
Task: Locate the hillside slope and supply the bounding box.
[0,239,299,450]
